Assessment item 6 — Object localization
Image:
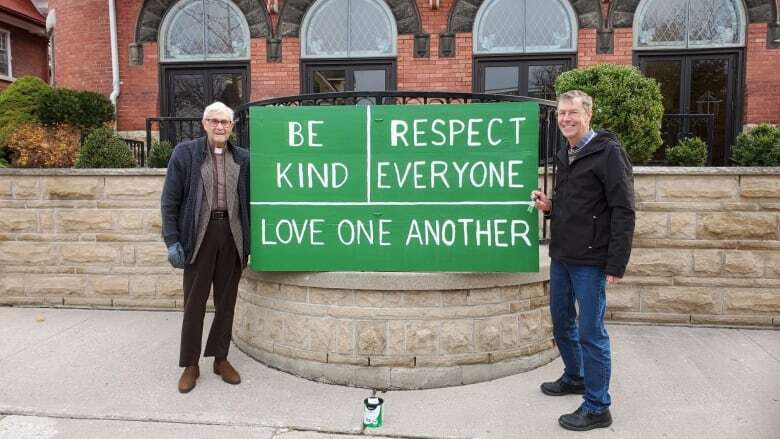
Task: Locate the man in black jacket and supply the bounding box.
[161,101,251,393]
[531,90,635,431]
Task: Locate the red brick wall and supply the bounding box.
[744,22,780,125]
[50,0,112,95]
[577,28,633,68]
[0,24,49,90]
[115,0,157,131]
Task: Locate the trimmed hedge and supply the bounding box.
[731,124,780,166]
[666,137,708,166]
[555,64,664,164]
[0,76,51,162]
[39,88,115,132]
[75,127,135,168]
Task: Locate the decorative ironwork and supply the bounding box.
[655,113,716,164]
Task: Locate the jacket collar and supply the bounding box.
[557,131,614,167]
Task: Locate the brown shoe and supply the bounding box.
[178,365,199,393]
[213,359,241,385]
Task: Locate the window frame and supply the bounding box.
[472,53,576,99]
[0,28,12,81]
[300,58,397,94]
[633,0,747,51]
[300,0,398,59]
[472,0,578,55]
[159,0,252,63]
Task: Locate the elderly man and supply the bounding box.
[161,101,250,393]
[531,90,635,431]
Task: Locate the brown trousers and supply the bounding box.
[179,216,243,367]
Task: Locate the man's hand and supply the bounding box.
[167,242,186,269]
[531,190,552,213]
[607,275,620,285]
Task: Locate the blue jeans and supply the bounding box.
[549,258,611,414]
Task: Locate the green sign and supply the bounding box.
[249,102,539,272]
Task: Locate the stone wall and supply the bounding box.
[0,168,778,328]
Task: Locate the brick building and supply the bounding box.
[0,0,49,90]
[46,0,780,164]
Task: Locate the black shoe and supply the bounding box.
[559,407,612,431]
[540,377,585,396]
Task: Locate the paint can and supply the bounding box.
[363,397,384,428]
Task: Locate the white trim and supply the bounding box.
[252,201,532,206]
[633,0,747,50]
[473,0,578,55]
[366,105,372,202]
[300,0,398,59]
[159,0,251,62]
[0,28,12,79]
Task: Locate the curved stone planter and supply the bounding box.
[233,263,555,390]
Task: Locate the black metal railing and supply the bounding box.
[123,138,148,167]
[145,117,205,162]
[234,91,561,243]
[654,113,716,164]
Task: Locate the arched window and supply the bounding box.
[160,0,250,62]
[301,0,397,58]
[635,0,746,49]
[473,0,577,54]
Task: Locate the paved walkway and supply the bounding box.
[0,307,778,438]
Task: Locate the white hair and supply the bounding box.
[202,101,234,121]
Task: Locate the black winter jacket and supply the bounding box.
[549,131,635,277]
[160,137,251,266]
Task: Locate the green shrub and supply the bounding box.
[0,76,51,160]
[6,122,81,168]
[39,88,114,132]
[666,137,708,166]
[148,140,173,168]
[75,127,135,168]
[554,64,664,164]
[731,124,780,166]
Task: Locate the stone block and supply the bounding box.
[58,210,114,232]
[634,212,667,238]
[475,317,501,352]
[43,177,100,200]
[255,281,281,298]
[633,175,656,202]
[467,287,502,305]
[766,254,780,277]
[116,211,145,231]
[386,321,405,355]
[60,244,121,264]
[405,321,438,354]
[122,245,135,264]
[12,178,40,199]
[641,287,720,314]
[415,353,489,367]
[0,242,56,265]
[724,289,780,314]
[369,355,414,367]
[518,284,544,299]
[439,320,474,354]
[63,297,112,307]
[693,250,723,274]
[105,177,163,198]
[357,320,386,354]
[327,353,368,366]
[283,314,310,348]
[500,315,518,347]
[112,298,176,308]
[402,290,442,307]
[606,285,640,311]
[309,287,354,305]
[518,310,541,343]
[26,276,83,296]
[0,275,26,295]
[144,211,162,233]
[609,312,690,324]
[657,176,737,200]
[89,275,129,295]
[389,367,461,390]
[38,210,55,232]
[355,291,383,307]
[0,179,11,198]
[354,366,390,389]
[281,284,308,302]
[723,251,765,277]
[156,276,182,297]
[274,345,327,363]
[690,314,773,326]
[626,249,691,276]
[133,244,168,266]
[264,311,285,343]
[0,209,37,232]
[308,318,354,354]
[442,291,468,306]
[697,213,778,240]
[129,275,157,297]
[0,296,44,306]
[740,176,780,198]
[669,213,696,239]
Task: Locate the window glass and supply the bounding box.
[162,0,250,61]
[302,0,396,58]
[636,0,744,49]
[474,0,575,54]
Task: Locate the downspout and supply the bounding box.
[108,0,120,122]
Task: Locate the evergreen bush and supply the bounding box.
[75,127,135,168]
[731,124,780,166]
[666,137,708,166]
[148,140,173,168]
[39,88,114,132]
[554,64,664,164]
[0,76,51,161]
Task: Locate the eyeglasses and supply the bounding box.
[205,118,233,128]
